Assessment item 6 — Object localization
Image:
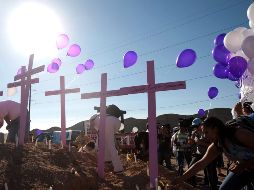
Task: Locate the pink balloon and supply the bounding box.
[47,63,59,73]
[67,44,81,57]
[52,58,62,67]
[76,64,86,74]
[56,34,69,49]
[84,59,94,70]
[17,66,27,75]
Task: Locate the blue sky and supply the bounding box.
[0,0,252,132]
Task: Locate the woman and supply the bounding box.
[173,117,254,190]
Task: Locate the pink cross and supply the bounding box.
[81,60,186,187]
[7,54,45,145]
[45,76,80,146]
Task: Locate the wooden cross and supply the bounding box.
[45,76,80,146]
[7,54,45,145]
[81,60,186,187]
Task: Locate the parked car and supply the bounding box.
[35,132,52,142]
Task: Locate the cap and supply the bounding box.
[192,118,202,127]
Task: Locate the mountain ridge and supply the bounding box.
[31,108,232,134]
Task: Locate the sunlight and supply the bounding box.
[7,2,64,58]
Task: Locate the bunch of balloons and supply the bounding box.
[212,3,254,102]
[212,32,248,81]
[47,34,95,74]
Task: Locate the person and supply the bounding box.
[158,124,172,170]
[242,101,254,120]
[173,117,254,190]
[231,102,244,119]
[171,127,179,157]
[0,100,30,143]
[89,105,124,174]
[189,118,218,189]
[174,118,192,176]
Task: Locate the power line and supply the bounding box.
[30,73,215,105]
[125,93,237,112]
[30,54,213,96]
[87,0,242,57]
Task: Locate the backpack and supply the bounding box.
[224,116,254,147]
[225,116,254,133]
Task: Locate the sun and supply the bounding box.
[7,2,64,58]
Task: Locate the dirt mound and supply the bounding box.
[0,143,195,190]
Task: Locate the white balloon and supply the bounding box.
[132,127,138,133]
[243,29,254,38]
[7,87,17,96]
[242,36,254,59]
[229,50,249,62]
[224,30,244,53]
[247,3,254,23]
[249,21,254,29]
[234,27,247,33]
[248,58,254,75]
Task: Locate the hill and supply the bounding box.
[37,108,232,133]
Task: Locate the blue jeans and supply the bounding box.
[220,171,254,190]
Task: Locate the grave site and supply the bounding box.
[1,1,254,190]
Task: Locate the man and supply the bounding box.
[89,105,124,174]
[189,118,218,190]
[0,100,30,143]
[174,118,192,176]
[158,124,172,170]
[242,101,254,120]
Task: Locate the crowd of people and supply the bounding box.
[170,102,254,190]
[1,99,254,189]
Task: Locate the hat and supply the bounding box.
[173,127,179,132]
[192,118,202,127]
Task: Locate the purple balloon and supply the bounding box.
[47,63,59,73]
[123,51,138,68]
[17,66,27,75]
[227,72,239,81]
[228,56,247,78]
[213,63,229,79]
[84,59,94,70]
[52,58,62,67]
[208,87,219,99]
[214,33,226,46]
[212,44,230,65]
[198,109,206,117]
[56,34,69,49]
[176,49,197,68]
[67,44,81,57]
[76,64,86,74]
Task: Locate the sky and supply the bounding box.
[0,0,252,132]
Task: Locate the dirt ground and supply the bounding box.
[0,143,227,190]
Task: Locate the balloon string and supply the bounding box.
[207,100,212,118]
